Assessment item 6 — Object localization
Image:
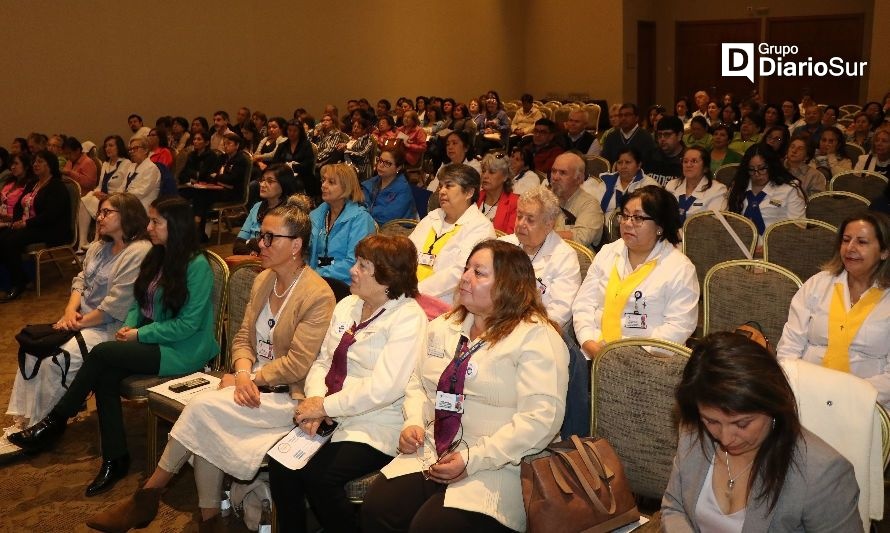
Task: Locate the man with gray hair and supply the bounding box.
[691,90,710,118]
[561,109,598,155]
[549,152,603,248]
[498,185,581,328]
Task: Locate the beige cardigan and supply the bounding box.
[230,267,335,400]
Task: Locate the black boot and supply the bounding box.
[7,412,67,451]
[85,454,130,497]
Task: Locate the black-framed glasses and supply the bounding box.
[377,159,394,168]
[258,232,297,247]
[748,165,769,175]
[97,208,119,219]
[491,152,507,159]
[617,213,655,226]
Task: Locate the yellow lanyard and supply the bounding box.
[600,258,657,342]
[417,226,459,281]
[823,283,885,372]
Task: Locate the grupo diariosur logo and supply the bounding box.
[722,43,868,83]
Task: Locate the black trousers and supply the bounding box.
[52,340,161,460]
[361,472,514,533]
[268,440,391,533]
[0,226,50,288]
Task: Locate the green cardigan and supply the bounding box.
[125,253,219,376]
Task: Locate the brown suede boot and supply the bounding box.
[86,487,163,533]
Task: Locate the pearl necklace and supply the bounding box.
[273,267,303,298]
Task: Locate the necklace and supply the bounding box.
[724,450,754,495]
[273,267,303,298]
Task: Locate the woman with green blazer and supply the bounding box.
[9,197,219,497]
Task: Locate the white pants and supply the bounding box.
[6,327,108,426]
[78,193,101,249]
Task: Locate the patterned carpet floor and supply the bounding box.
[0,244,238,532]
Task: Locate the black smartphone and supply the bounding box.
[168,377,210,393]
[317,420,338,437]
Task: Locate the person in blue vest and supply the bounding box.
[361,143,417,226]
[582,146,658,222]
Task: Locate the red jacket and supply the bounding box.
[477,190,519,234]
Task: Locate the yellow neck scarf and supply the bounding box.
[823,283,885,372]
[600,258,657,342]
[417,225,460,281]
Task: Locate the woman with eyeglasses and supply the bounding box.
[308,163,376,285]
[3,193,150,459]
[666,146,727,224]
[572,186,699,359]
[477,152,519,233]
[785,138,827,198]
[362,239,568,533]
[232,164,303,256]
[361,143,417,225]
[146,128,174,170]
[0,150,73,301]
[9,197,218,497]
[728,145,806,246]
[583,145,659,222]
[87,196,337,532]
[269,234,427,532]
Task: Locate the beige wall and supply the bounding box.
[6,1,882,146]
[0,0,524,144]
[522,0,625,107]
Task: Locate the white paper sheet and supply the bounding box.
[267,425,333,470]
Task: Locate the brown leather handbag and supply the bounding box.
[521,435,640,533]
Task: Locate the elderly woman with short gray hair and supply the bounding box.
[497,185,581,327]
[477,152,518,233]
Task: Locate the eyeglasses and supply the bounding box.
[377,159,394,168]
[128,146,144,153]
[748,165,769,175]
[97,208,119,219]
[259,177,279,184]
[618,213,655,226]
[258,231,297,247]
[492,152,507,159]
[417,419,467,480]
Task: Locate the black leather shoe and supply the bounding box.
[85,454,130,497]
[7,412,67,451]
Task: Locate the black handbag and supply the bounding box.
[16,324,88,389]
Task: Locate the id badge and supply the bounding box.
[418,253,436,267]
[435,390,464,413]
[257,341,273,360]
[624,313,648,329]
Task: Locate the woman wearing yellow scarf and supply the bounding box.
[777,212,890,407]
[572,185,699,359]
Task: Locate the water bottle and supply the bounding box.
[258,498,272,533]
